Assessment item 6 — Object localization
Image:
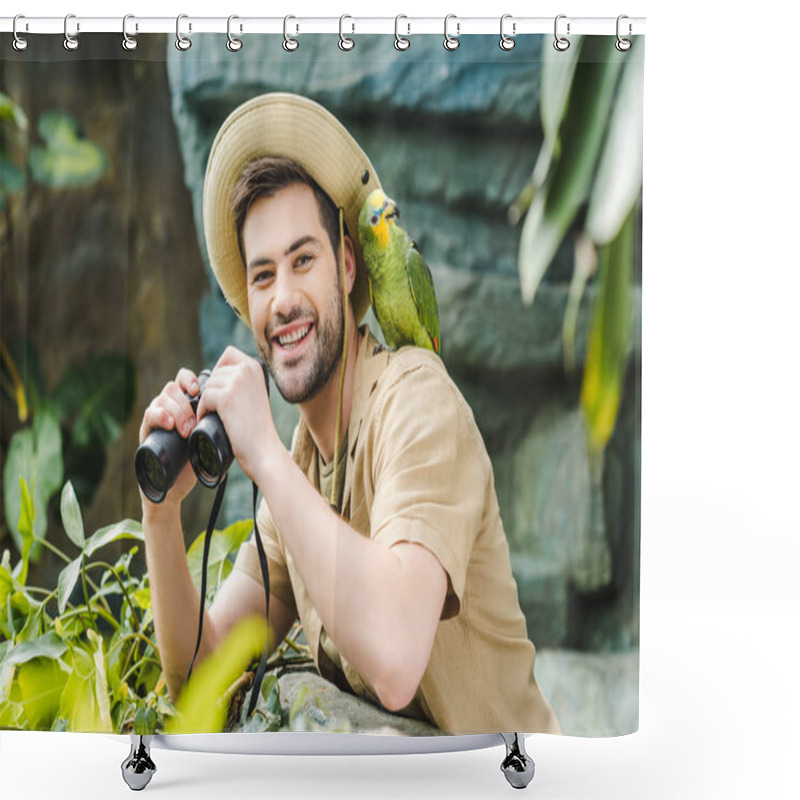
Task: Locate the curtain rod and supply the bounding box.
[0,15,646,37]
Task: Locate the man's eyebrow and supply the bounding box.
[247,235,322,272]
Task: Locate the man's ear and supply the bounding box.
[343,235,357,294]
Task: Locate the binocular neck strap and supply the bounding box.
[185,476,272,721]
[185,474,228,683]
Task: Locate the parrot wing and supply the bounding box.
[405,242,441,354]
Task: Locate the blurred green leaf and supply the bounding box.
[586,42,645,245]
[0,93,28,130]
[16,477,35,585]
[167,616,268,734]
[3,410,64,559]
[51,353,136,448]
[60,481,85,549]
[518,38,626,305]
[12,657,68,730]
[29,111,108,189]
[85,519,144,558]
[1,632,67,668]
[581,208,635,454]
[187,520,253,597]
[57,557,82,615]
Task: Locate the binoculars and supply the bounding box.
[134,369,233,503]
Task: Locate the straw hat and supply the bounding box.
[203,92,382,329]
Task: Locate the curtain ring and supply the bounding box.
[283,15,299,51]
[175,14,192,51]
[443,14,460,51]
[339,15,355,50]
[12,15,28,51]
[499,14,516,51]
[122,14,138,51]
[616,15,632,51]
[553,14,570,51]
[227,15,243,51]
[394,15,410,51]
[64,14,79,51]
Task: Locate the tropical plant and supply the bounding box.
[0,92,109,210]
[1,337,135,562]
[0,479,316,735]
[511,35,643,591]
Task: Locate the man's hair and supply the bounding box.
[230,156,347,268]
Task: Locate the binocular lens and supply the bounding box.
[191,430,223,486]
[135,446,170,503]
[189,413,233,489]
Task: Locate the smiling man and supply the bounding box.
[139,93,560,735]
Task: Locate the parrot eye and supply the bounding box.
[370,214,379,226]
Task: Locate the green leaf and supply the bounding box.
[12,657,68,730]
[17,477,35,585]
[581,207,635,454]
[1,632,67,667]
[60,481,85,549]
[3,409,64,559]
[57,557,82,615]
[60,645,103,731]
[518,37,627,305]
[167,617,268,734]
[134,706,159,736]
[84,519,144,557]
[29,111,108,189]
[586,42,645,245]
[87,629,113,731]
[0,93,29,130]
[186,520,253,597]
[52,353,136,447]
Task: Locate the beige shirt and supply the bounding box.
[234,327,560,735]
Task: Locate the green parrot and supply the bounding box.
[358,189,441,355]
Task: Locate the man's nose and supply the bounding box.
[271,265,299,317]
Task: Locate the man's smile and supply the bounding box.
[271,320,314,354]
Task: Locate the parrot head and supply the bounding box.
[359,189,400,250]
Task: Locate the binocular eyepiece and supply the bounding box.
[135,369,233,503]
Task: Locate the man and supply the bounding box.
[140,93,559,735]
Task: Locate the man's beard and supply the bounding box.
[258,288,344,405]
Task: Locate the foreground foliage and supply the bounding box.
[0,479,316,734]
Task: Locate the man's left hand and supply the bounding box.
[196,346,279,484]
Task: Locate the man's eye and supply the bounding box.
[252,270,273,284]
[295,253,312,268]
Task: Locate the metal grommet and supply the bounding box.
[499,14,516,51]
[339,15,355,51]
[175,14,192,51]
[227,15,243,51]
[394,15,410,51]
[64,13,79,51]
[443,14,460,51]
[553,14,570,51]
[12,15,28,51]
[122,14,138,51]
[616,15,632,51]
[283,15,299,52]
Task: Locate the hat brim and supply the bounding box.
[203,93,381,329]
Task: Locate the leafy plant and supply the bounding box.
[0,480,318,735]
[0,92,108,209]
[0,480,167,732]
[511,37,643,592]
[1,336,135,561]
[512,35,643,457]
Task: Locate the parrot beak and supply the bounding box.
[385,197,400,221]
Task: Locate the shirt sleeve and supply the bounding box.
[231,496,297,615]
[368,357,491,620]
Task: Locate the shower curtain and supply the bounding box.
[0,27,643,739]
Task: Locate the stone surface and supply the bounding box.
[534,648,639,737]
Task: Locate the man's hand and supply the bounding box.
[139,368,201,511]
[196,347,279,485]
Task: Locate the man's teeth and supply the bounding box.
[278,325,311,347]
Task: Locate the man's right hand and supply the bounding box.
[138,368,201,511]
